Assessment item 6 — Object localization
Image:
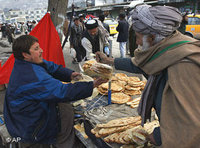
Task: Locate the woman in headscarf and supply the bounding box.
[96,4,200,147]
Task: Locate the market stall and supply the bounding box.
[70,60,159,148]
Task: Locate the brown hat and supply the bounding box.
[85,19,98,30]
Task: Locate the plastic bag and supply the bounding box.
[70,48,76,58]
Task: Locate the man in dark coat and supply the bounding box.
[116,13,129,58]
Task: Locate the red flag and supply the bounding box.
[0,13,66,85]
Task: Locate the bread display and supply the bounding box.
[97,73,146,99]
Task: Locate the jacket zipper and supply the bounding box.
[32,118,45,141]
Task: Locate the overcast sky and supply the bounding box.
[0,0,48,9]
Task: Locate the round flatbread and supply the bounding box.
[100,83,123,92]
[112,80,127,87]
[115,73,128,82]
[124,90,141,96]
[128,76,140,82]
[111,92,131,104]
[125,85,141,91]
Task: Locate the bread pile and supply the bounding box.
[98,82,124,95]
[91,116,159,146]
[98,73,146,96]
[82,60,113,79]
[91,116,148,145]
[97,73,146,105]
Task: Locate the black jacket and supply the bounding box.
[116,19,129,42]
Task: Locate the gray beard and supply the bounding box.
[142,35,150,51]
[142,34,165,51]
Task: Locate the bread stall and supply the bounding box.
[71,60,158,148]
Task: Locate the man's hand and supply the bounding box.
[71,72,82,81]
[93,77,108,88]
[95,51,114,65]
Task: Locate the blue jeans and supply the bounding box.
[119,42,126,58]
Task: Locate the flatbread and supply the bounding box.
[128,77,140,82]
[128,81,144,87]
[96,116,141,128]
[125,85,141,91]
[124,90,141,96]
[100,83,123,92]
[74,123,88,139]
[111,76,118,81]
[111,93,131,104]
[115,73,128,82]
[113,80,127,87]
[98,121,141,137]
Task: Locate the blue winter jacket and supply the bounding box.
[3,59,93,144]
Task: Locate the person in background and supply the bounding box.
[4,35,107,148]
[63,17,69,37]
[1,24,7,38]
[128,24,137,57]
[98,14,110,34]
[32,20,37,30]
[81,19,110,60]
[69,17,85,63]
[96,4,200,147]
[178,12,188,34]
[116,13,129,58]
[79,14,86,31]
[6,24,14,44]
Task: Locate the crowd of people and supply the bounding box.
[2,3,200,148]
[0,20,37,44]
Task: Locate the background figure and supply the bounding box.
[116,13,129,58]
[98,14,110,33]
[32,20,37,30]
[178,12,188,34]
[81,19,110,60]
[69,17,85,63]
[1,24,7,38]
[128,24,137,57]
[6,24,14,44]
[79,14,86,31]
[63,17,69,37]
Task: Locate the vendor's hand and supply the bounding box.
[71,72,82,81]
[95,52,114,65]
[93,77,108,88]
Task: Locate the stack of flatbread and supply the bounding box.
[82,59,97,71]
[82,60,113,79]
[91,116,150,145]
[98,82,124,95]
[98,73,146,97]
[91,116,160,146]
[91,116,141,138]
[97,73,146,105]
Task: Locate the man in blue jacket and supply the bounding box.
[4,35,107,148]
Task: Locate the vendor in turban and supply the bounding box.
[96,4,200,147]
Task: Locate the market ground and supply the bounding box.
[0,33,143,114]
